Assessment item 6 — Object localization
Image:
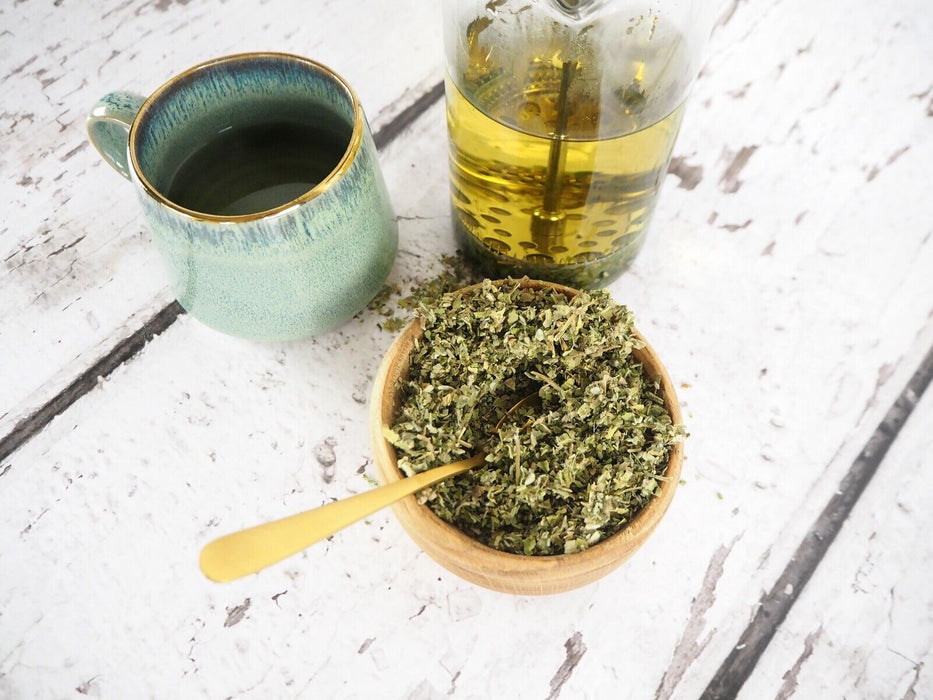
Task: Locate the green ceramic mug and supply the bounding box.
[87,52,397,340]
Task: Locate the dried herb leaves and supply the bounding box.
[366,253,480,332]
[386,279,683,556]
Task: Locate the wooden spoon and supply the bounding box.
[198,394,538,583]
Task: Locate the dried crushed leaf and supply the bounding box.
[387,278,684,555]
[366,254,480,331]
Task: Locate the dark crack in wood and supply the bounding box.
[866,145,911,182]
[224,598,251,628]
[900,658,924,700]
[667,156,704,190]
[547,632,587,700]
[655,541,735,700]
[719,145,758,194]
[75,676,98,695]
[719,219,753,232]
[47,234,85,257]
[372,80,443,151]
[447,669,461,696]
[775,626,822,700]
[713,0,746,32]
[314,436,338,484]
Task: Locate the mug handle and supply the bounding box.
[86,91,146,180]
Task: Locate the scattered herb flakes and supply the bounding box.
[398,253,480,311]
[368,282,402,317]
[386,279,684,556]
[366,253,481,331]
[380,317,408,332]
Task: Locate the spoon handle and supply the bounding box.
[199,454,485,582]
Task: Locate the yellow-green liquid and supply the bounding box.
[447,62,685,287]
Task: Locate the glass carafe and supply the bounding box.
[443,0,708,287]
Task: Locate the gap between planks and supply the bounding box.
[0,80,444,465]
[700,341,933,699]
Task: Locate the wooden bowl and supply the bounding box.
[369,279,683,595]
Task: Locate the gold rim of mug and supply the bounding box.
[127,51,364,223]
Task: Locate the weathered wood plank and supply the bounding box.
[737,383,933,700]
[703,344,933,698]
[0,0,444,437]
[0,83,445,464]
[649,0,933,694]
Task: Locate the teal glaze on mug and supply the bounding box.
[87,52,398,340]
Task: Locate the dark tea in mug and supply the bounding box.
[164,115,351,216]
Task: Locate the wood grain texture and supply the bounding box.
[739,376,933,700]
[368,279,684,596]
[0,301,184,463]
[704,343,933,698]
[1,0,933,697]
[0,83,444,466]
[0,0,445,438]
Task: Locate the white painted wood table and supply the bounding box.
[2,1,931,698]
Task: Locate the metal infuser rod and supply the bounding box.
[531,58,577,245]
